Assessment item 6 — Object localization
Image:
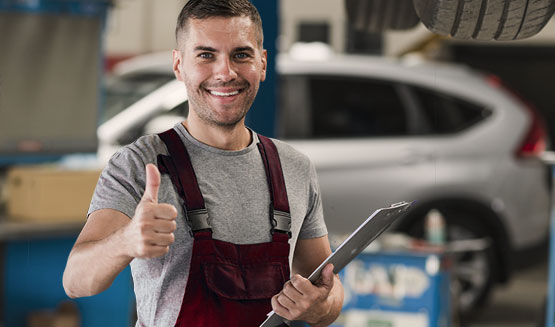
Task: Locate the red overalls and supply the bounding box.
[157,129,292,327]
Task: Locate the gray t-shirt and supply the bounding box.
[88,123,327,326]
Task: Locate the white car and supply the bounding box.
[98,50,550,315]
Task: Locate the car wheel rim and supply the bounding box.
[448,224,490,313]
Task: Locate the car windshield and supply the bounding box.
[102,73,175,124]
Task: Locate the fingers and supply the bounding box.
[271,294,290,316]
[288,274,312,295]
[129,225,176,258]
[152,203,178,220]
[142,164,161,203]
[273,276,312,312]
[152,219,177,234]
[128,163,179,259]
[281,273,334,307]
[135,204,177,236]
[316,264,335,290]
[273,271,336,323]
[281,274,329,298]
[272,277,312,320]
[135,202,177,221]
[146,230,175,247]
[283,280,304,302]
[139,164,177,220]
[275,292,296,310]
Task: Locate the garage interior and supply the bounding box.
[1,0,555,326]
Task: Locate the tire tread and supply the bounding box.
[346,0,420,33]
[413,0,555,40]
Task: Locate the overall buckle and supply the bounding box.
[271,209,292,236]
[186,208,211,234]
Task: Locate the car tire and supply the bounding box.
[413,0,555,40]
[345,0,421,33]
[404,209,496,316]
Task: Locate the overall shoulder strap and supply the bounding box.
[257,135,291,236]
[157,128,210,233]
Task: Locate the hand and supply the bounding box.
[271,264,335,325]
[122,164,178,259]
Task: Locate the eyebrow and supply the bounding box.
[194,46,217,52]
[193,46,255,53]
[234,46,255,53]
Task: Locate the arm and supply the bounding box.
[63,209,133,298]
[271,235,344,326]
[62,164,177,298]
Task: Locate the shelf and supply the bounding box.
[0,219,84,241]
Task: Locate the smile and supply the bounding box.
[206,88,244,97]
[210,90,239,97]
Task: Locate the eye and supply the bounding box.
[235,53,250,59]
[199,52,213,59]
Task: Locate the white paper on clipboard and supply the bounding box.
[259,201,414,327]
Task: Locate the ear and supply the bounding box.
[260,49,267,82]
[172,49,184,81]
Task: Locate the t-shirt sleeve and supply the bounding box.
[88,144,148,219]
[298,161,328,239]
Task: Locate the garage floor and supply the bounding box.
[465,250,549,327]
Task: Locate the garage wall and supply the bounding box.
[104,0,184,55]
[279,0,346,52]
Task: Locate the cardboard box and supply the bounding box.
[6,165,101,223]
[27,301,80,327]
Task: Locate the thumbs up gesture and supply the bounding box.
[123,164,178,259]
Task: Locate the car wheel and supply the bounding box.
[345,0,421,33]
[413,0,555,40]
[405,211,495,316]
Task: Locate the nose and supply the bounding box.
[213,57,238,82]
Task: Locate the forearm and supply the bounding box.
[63,228,133,298]
[311,275,344,327]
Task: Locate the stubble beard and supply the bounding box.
[195,102,249,129]
[187,80,258,130]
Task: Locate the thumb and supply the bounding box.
[141,164,160,203]
[316,263,335,291]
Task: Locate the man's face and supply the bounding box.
[172,16,266,128]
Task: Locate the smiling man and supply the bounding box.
[63,0,343,326]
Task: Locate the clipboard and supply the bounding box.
[259,201,414,327]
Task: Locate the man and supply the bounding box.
[63,0,344,326]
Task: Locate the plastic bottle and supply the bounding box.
[425,209,446,245]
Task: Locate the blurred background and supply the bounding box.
[1,0,555,326]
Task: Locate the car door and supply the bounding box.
[279,73,440,234]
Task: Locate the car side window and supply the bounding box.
[279,75,408,139]
[409,86,491,135]
[103,73,175,124]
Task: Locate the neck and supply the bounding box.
[182,116,251,151]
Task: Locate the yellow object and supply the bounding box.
[6,165,101,223]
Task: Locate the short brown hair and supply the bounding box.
[175,0,264,48]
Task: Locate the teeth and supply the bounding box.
[210,90,239,97]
